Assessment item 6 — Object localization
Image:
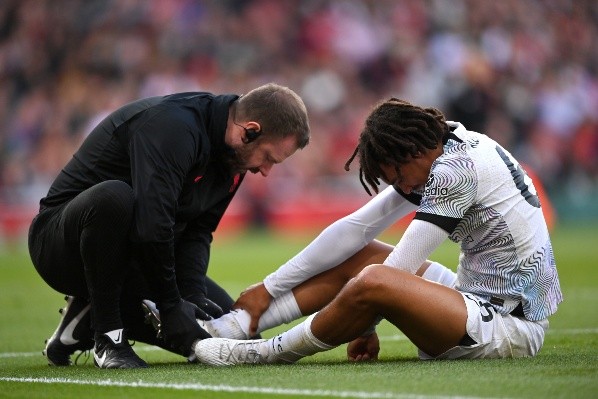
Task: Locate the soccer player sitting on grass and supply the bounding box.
[189,98,563,365]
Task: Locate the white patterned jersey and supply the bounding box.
[414,122,562,321]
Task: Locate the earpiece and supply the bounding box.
[242,127,261,143]
[232,101,262,143]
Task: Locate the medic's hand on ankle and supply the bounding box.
[233,282,273,336]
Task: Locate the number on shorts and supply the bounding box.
[464,294,495,322]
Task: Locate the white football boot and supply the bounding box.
[193,338,289,366]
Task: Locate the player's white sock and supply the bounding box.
[199,310,248,339]
[204,291,302,339]
[257,290,302,332]
[422,262,457,287]
[266,313,334,363]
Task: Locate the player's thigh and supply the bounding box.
[355,265,468,357]
[293,240,394,314]
[315,239,394,283]
[296,240,393,292]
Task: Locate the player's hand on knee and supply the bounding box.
[347,333,380,362]
[233,282,272,336]
[160,299,212,356]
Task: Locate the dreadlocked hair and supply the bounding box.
[344,98,448,195]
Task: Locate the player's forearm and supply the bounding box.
[383,219,448,274]
[264,187,417,297]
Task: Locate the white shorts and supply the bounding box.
[419,292,548,360]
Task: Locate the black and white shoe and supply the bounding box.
[43,296,94,366]
[93,329,148,369]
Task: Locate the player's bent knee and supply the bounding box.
[344,264,392,305]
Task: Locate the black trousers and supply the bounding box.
[28,180,233,338]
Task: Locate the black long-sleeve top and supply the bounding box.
[40,92,243,305]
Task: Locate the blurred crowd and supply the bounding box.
[1,0,597,236]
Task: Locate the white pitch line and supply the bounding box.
[0,376,505,399]
[0,344,163,359]
[0,328,596,359]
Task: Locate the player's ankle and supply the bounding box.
[206,310,250,339]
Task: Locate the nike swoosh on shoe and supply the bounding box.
[105,329,123,344]
[59,304,91,346]
[94,350,107,368]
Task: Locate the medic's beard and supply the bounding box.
[223,142,256,175]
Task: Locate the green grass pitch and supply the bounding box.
[1,224,597,399]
